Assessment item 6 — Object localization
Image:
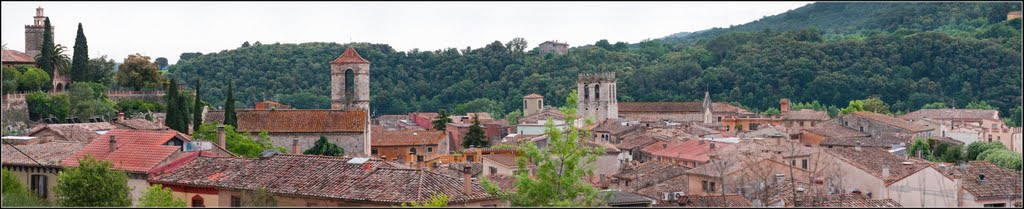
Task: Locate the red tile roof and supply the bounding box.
[61,129,185,173]
[900,109,999,121]
[642,139,729,163]
[957,161,1022,200]
[27,122,119,143]
[482,154,517,168]
[635,174,689,206]
[330,47,371,64]
[371,127,445,147]
[677,194,753,207]
[619,102,743,113]
[205,109,367,133]
[1,49,35,63]
[2,141,87,167]
[804,123,869,138]
[782,109,829,121]
[850,112,931,132]
[615,134,660,150]
[824,147,930,183]
[150,154,494,204]
[782,193,902,207]
[517,108,564,124]
[482,174,518,192]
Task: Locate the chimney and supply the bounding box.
[881,164,890,179]
[117,112,125,123]
[108,135,117,153]
[775,173,785,183]
[855,141,862,151]
[902,161,914,171]
[292,139,300,155]
[780,98,790,113]
[977,173,986,184]
[217,125,226,148]
[710,142,716,150]
[463,164,473,195]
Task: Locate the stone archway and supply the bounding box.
[191,195,205,207]
[53,82,64,92]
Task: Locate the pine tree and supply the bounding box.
[37,18,55,77]
[432,109,453,131]
[192,78,203,133]
[70,23,89,81]
[462,114,488,148]
[224,80,238,128]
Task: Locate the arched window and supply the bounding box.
[191,195,205,207]
[594,84,600,100]
[583,84,590,101]
[345,69,355,100]
[410,147,417,155]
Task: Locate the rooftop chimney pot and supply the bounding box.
[108,135,117,153]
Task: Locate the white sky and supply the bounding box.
[2,1,811,64]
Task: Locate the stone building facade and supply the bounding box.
[577,72,619,121]
[831,111,934,138]
[538,41,568,56]
[330,48,371,110]
[522,94,544,116]
[24,7,51,58]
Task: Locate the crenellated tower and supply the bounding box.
[577,72,618,121]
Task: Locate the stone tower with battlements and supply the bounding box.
[329,47,371,111]
[577,72,618,122]
[25,7,52,58]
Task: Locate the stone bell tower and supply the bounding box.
[25,6,52,58]
[329,47,371,111]
[577,72,618,121]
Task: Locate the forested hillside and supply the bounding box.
[166,2,1023,124]
[663,2,1022,43]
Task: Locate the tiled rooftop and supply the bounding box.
[782,109,829,121]
[850,111,931,132]
[804,123,869,138]
[781,193,902,207]
[677,194,753,207]
[61,129,185,173]
[205,109,367,133]
[824,147,930,183]
[642,139,729,163]
[900,109,999,121]
[27,122,118,143]
[618,102,742,113]
[2,141,87,167]
[957,161,1022,200]
[371,127,445,146]
[1,49,34,63]
[330,47,371,64]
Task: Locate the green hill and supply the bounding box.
[166,2,1022,125]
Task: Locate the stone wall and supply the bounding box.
[833,114,914,137]
[2,94,31,132]
[262,132,366,156]
[24,25,47,58]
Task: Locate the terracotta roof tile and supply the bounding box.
[61,129,184,173]
[482,154,517,168]
[782,193,902,207]
[517,108,564,124]
[1,49,34,63]
[116,119,169,130]
[619,102,742,113]
[27,122,118,143]
[613,161,687,180]
[958,161,1022,200]
[205,109,367,133]
[330,47,371,64]
[2,141,87,167]
[782,109,829,121]
[850,112,931,132]
[635,174,689,206]
[482,174,517,192]
[900,109,999,121]
[824,147,930,183]
[592,119,643,135]
[804,123,869,138]
[677,194,753,207]
[371,127,445,146]
[523,94,543,99]
[604,190,655,206]
[151,154,494,204]
[615,134,660,150]
[642,139,729,163]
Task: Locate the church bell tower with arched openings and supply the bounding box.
[329,47,371,111]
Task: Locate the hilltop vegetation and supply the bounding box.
[166,2,1022,124]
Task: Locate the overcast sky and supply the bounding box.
[2,1,811,64]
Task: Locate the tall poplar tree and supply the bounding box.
[193,78,203,133]
[70,23,89,81]
[224,80,238,128]
[164,78,183,132]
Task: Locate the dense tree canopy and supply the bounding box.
[115,53,163,90]
[54,156,132,207]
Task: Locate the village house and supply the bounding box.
[614,134,660,164]
[684,149,811,198]
[370,126,449,167]
[481,153,518,176]
[60,129,232,205]
[424,147,518,170]
[408,112,440,130]
[611,161,688,192]
[603,190,656,207]
[24,122,117,143]
[778,193,903,207]
[2,140,87,202]
[618,98,752,124]
[591,118,643,144]
[640,139,730,168]
[901,109,1022,153]
[445,116,511,152]
[515,108,566,135]
[634,174,689,206]
[821,145,936,202]
[203,47,373,156]
[148,154,500,207]
[538,40,569,56]
[832,111,935,138]
[800,122,870,146]
[940,161,1023,207]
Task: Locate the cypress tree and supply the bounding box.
[71,23,89,81]
[224,80,237,128]
[37,18,55,77]
[176,85,191,133]
[164,79,181,132]
[192,78,203,133]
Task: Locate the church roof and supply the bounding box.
[330,47,371,64]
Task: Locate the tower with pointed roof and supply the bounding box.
[330,47,371,111]
[702,91,714,123]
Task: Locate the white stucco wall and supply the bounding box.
[885,167,958,207]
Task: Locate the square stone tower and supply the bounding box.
[523,93,544,116]
[25,7,51,58]
[577,72,618,122]
[329,47,371,111]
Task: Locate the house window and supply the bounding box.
[191,195,205,207]
[344,69,355,100]
[410,148,417,155]
[802,159,808,169]
[799,121,805,127]
[371,148,378,155]
[983,203,1007,207]
[791,160,796,166]
[490,166,498,175]
[427,147,433,153]
[859,127,864,132]
[231,196,241,207]
[709,182,716,192]
[30,175,47,199]
[594,84,600,100]
[702,181,709,191]
[538,100,542,109]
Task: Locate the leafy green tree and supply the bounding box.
[1,66,21,94]
[54,155,132,207]
[505,109,523,125]
[116,99,165,118]
[303,135,344,156]
[979,149,1022,171]
[841,100,865,115]
[433,109,452,131]
[921,102,948,109]
[193,78,204,133]
[17,67,50,92]
[115,53,163,91]
[480,93,605,207]
[908,138,932,160]
[941,145,963,163]
[224,80,238,128]
[193,123,286,158]
[861,97,890,114]
[165,78,183,132]
[137,185,186,207]
[462,114,489,148]
[70,23,89,81]
[964,101,997,110]
[155,57,169,70]
[25,91,69,121]
[83,55,117,84]
[1010,106,1022,127]
[2,169,47,207]
[966,141,1007,161]
[69,82,116,120]
[400,193,449,207]
[762,107,781,116]
[241,41,251,48]
[453,98,505,118]
[276,92,329,109]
